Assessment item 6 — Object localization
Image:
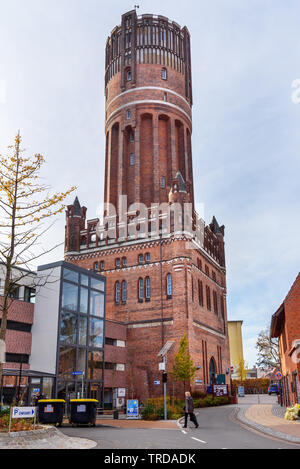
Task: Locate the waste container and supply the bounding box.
[69,399,98,426]
[113,410,119,420]
[37,399,66,427]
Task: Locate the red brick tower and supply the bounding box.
[104,10,194,212]
[65,10,231,400]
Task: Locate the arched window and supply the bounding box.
[138,254,144,265]
[115,281,121,304]
[122,280,127,303]
[138,278,144,302]
[126,68,132,81]
[167,273,173,298]
[161,68,167,80]
[145,277,151,300]
[122,257,127,267]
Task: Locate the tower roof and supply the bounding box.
[73,197,82,216]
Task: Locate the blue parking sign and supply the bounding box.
[126,400,139,419]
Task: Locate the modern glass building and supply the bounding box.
[30,261,106,404]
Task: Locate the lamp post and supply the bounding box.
[158,341,175,420]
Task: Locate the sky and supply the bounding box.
[0,0,299,366]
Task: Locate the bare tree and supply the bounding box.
[0,132,75,392]
[256,328,280,370]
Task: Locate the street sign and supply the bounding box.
[195,379,203,384]
[116,398,125,408]
[72,371,83,376]
[213,385,228,397]
[118,388,126,398]
[126,400,139,419]
[159,362,166,371]
[238,386,245,397]
[12,407,36,419]
[154,380,161,385]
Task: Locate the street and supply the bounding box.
[61,402,298,450]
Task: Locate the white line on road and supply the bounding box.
[191,437,207,444]
[181,430,187,434]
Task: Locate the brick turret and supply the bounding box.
[65,197,87,253]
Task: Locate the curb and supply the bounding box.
[0,425,56,439]
[234,406,300,445]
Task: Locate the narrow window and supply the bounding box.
[122,281,127,303]
[122,257,127,267]
[160,176,166,188]
[126,109,131,120]
[206,286,211,311]
[138,254,144,264]
[115,282,121,304]
[161,68,167,80]
[167,274,173,298]
[115,258,121,269]
[100,261,105,272]
[130,131,135,142]
[213,291,218,315]
[138,278,144,301]
[198,280,203,306]
[145,277,151,300]
[130,154,135,166]
[145,253,150,263]
[93,262,99,271]
[127,69,132,81]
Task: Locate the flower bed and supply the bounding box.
[0,407,39,433]
[140,395,230,421]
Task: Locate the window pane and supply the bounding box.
[88,351,103,380]
[63,269,79,284]
[89,318,104,348]
[90,290,104,317]
[62,282,78,311]
[81,274,89,287]
[77,349,86,374]
[60,311,77,345]
[79,317,88,346]
[80,287,88,314]
[58,346,76,379]
[90,277,105,292]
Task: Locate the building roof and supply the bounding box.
[270,272,300,338]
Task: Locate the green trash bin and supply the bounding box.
[69,399,98,426]
[37,399,66,427]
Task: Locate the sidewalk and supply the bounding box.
[95,418,178,429]
[0,426,97,449]
[236,403,300,444]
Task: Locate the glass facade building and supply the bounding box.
[56,262,106,403]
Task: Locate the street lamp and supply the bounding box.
[158,340,175,420]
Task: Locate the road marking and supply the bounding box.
[181,430,187,434]
[191,437,207,444]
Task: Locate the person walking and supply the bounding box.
[183,391,199,428]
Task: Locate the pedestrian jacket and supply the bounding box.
[185,396,194,413]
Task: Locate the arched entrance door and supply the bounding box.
[209,357,217,385]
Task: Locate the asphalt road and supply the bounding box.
[60,405,299,450]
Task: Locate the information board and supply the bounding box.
[126,400,139,419]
